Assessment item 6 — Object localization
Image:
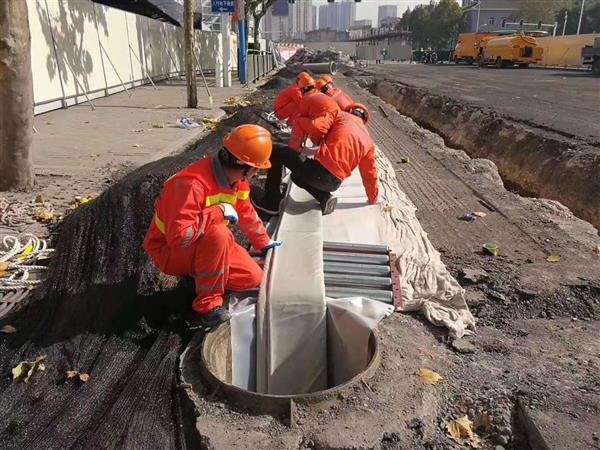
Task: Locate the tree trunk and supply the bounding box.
[183,0,197,108]
[0,0,34,190]
[253,13,261,50]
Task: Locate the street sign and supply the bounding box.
[211,0,234,13]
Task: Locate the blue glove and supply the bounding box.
[261,239,282,254]
[220,203,238,224]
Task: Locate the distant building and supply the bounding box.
[264,0,315,40]
[318,1,356,31]
[378,5,397,27]
[380,16,401,30]
[462,0,523,33]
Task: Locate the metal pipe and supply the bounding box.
[324,261,390,277]
[326,287,392,303]
[323,242,389,254]
[325,274,392,289]
[323,251,389,265]
[300,62,337,74]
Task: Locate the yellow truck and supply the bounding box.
[453,32,502,64]
[478,33,544,68]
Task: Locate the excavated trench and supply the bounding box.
[366,79,600,231]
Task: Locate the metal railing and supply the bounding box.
[246,49,277,84]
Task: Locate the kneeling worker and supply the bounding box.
[143,125,281,328]
[316,75,354,110]
[253,95,379,216]
[273,72,315,125]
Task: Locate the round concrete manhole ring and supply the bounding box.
[180,322,381,426]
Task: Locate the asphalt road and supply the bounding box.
[361,63,600,144]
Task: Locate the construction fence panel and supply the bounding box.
[537,33,600,67]
[27,0,227,115]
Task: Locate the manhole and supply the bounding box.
[180,317,381,425]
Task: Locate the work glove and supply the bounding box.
[219,203,238,225]
[260,240,282,255]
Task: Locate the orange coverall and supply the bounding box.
[143,155,270,314]
[327,87,354,111]
[288,93,340,150]
[315,111,379,203]
[273,83,303,125]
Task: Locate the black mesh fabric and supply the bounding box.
[0,107,279,450]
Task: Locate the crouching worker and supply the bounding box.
[143,125,281,328]
[253,95,379,217]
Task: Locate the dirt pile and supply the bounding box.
[285,47,352,66]
[0,106,279,449]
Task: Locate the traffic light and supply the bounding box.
[537,21,542,29]
[327,0,334,3]
[288,0,294,3]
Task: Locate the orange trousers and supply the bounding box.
[148,224,262,314]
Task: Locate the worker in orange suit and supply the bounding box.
[143,125,281,329]
[345,102,370,128]
[288,92,341,151]
[317,75,354,111]
[253,95,379,216]
[273,72,313,125]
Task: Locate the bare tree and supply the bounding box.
[184,0,197,108]
[0,0,34,190]
[245,0,278,50]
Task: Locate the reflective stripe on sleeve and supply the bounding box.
[196,282,224,292]
[154,214,166,234]
[236,190,250,200]
[205,192,237,206]
[193,269,225,278]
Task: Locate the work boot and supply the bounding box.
[320,195,338,216]
[251,193,281,216]
[187,307,231,330]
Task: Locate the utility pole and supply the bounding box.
[184,0,197,108]
[577,0,586,35]
[562,10,568,35]
[476,0,481,32]
[238,0,247,84]
[0,0,35,190]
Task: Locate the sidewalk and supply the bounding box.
[1,76,251,236]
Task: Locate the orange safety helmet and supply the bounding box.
[297,73,316,90]
[223,124,272,169]
[321,74,333,85]
[315,79,327,90]
[296,71,311,83]
[306,93,340,119]
[345,103,370,125]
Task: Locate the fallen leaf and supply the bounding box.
[447,415,474,441]
[383,204,393,213]
[593,246,600,254]
[35,209,54,222]
[472,211,487,218]
[416,368,442,385]
[546,255,561,262]
[79,373,90,382]
[34,195,44,204]
[12,355,47,383]
[66,370,78,379]
[0,325,17,334]
[152,123,165,128]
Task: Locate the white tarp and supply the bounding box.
[255,183,328,395]
[324,148,475,339]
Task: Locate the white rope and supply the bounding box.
[0,233,53,292]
